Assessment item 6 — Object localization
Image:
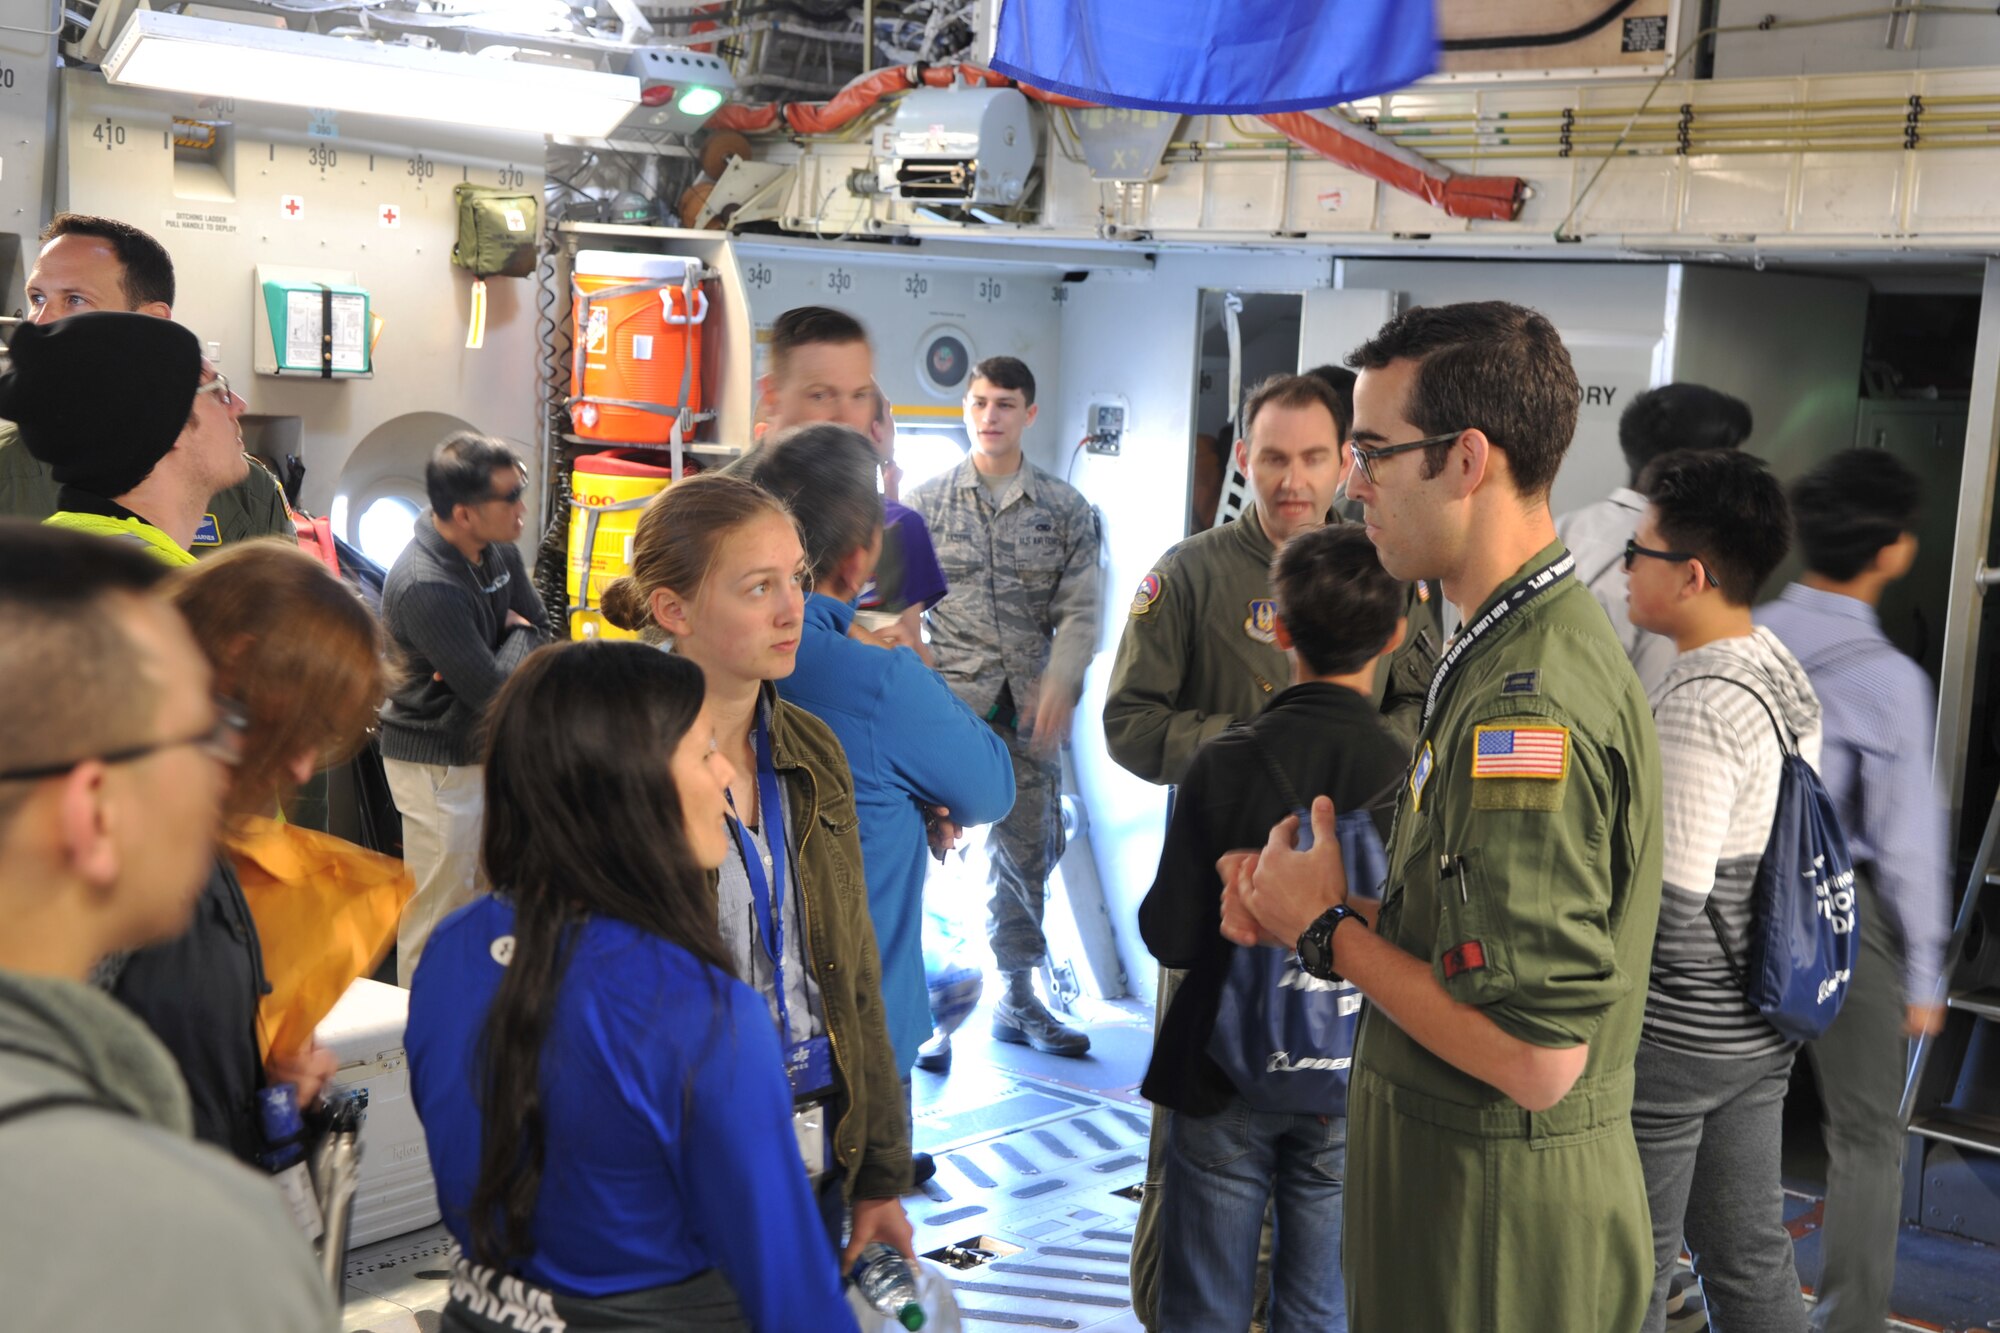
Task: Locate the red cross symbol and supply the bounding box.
[282,196,302,216]
[380,206,397,225]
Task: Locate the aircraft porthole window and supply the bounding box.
[355,494,422,569]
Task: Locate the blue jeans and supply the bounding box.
[1158,1093,1346,1332]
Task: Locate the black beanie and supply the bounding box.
[0,312,203,499]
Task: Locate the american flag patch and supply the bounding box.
[1471,724,1568,780]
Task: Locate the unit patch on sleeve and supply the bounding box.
[191,513,222,547]
[1243,598,1277,644]
[1130,571,1162,617]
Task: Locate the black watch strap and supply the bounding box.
[1295,904,1364,982]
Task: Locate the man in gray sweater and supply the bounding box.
[380,432,553,983]
[0,521,333,1330]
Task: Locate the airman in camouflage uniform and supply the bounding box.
[911,356,1101,1057]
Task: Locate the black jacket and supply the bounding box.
[110,856,268,1162]
[379,513,553,767]
[1138,682,1407,1117]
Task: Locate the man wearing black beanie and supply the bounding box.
[0,215,293,550]
[0,312,249,564]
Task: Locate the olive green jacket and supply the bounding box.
[704,689,911,1202]
[1102,506,1443,786]
[1345,542,1663,1330]
[0,421,296,547]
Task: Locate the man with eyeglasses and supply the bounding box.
[0,312,248,566]
[0,213,295,551]
[1103,370,1442,1330]
[380,431,553,983]
[0,521,334,1331]
[1224,302,1664,1332]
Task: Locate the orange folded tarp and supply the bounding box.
[228,817,413,1062]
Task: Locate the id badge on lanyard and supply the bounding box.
[727,711,836,1105]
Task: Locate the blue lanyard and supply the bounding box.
[725,710,793,1038]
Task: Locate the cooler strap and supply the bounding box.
[566,492,656,618]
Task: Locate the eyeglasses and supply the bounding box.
[1345,429,1468,486]
[0,697,249,783]
[195,372,239,409]
[1624,537,1721,589]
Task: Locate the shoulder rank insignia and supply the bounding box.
[1244,598,1277,644]
[1501,670,1539,697]
[1130,572,1162,617]
[1471,724,1568,780]
[191,513,222,547]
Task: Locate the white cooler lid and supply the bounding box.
[574,249,700,280]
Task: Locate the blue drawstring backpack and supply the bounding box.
[1670,676,1860,1043]
[1206,735,1391,1117]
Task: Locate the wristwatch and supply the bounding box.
[1295,904,1365,982]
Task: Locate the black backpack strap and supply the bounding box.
[1658,673,1796,974]
[1657,672,1798,756]
[1241,729,1305,813]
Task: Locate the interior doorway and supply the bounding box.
[1189,290,1303,537]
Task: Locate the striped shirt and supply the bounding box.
[1757,584,1950,1006]
[1645,628,1822,1058]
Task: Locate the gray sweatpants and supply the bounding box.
[1806,869,1910,1333]
[1633,1037,1807,1333]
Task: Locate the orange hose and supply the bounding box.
[711,63,1094,133]
[712,65,1521,221]
[1260,111,1523,222]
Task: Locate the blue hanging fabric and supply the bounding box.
[990,0,1437,115]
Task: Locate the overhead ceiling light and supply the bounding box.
[104,11,641,140]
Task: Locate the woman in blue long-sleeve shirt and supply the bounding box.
[406,642,859,1332]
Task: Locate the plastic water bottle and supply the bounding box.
[850,1242,926,1330]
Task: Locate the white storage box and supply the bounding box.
[314,978,440,1248]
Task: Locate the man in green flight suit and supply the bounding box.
[1104,368,1444,1329]
[1106,370,1442,782]
[1226,301,1663,1333]
[0,214,293,548]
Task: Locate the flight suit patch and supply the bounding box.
[1415,579,1431,604]
[1470,723,1568,811]
[1442,940,1487,979]
[1244,598,1277,644]
[191,513,222,547]
[1409,741,1434,812]
[1501,670,1539,697]
[1471,724,1567,779]
[1130,572,1162,617]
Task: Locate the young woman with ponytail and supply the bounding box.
[405,642,858,1332]
[596,473,916,1269]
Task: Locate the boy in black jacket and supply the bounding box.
[1138,522,1408,1332]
